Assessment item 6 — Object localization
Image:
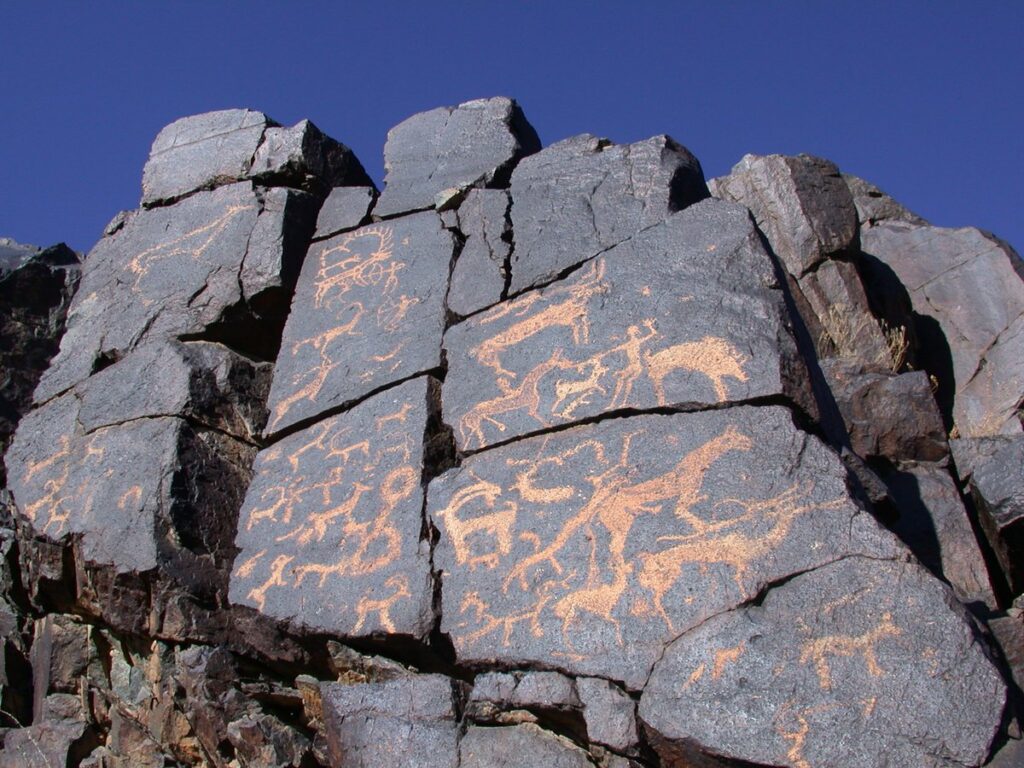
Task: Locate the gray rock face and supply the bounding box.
[141,109,370,205]
[509,134,709,293]
[861,222,1024,437]
[265,212,453,435]
[75,339,271,440]
[576,677,638,753]
[7,392,253,577]
[429,406,897,688]
[444,199,804,452]
[460,724,593,768]
[447,189,511,317]
[820,360,947,462]
[374,97,540,219]
[882,462,995,606]
[640,557,1005,768]
[711,153,859,277]
[231,377,436,638]
[320,674,461,768]
[844,173,928,228]
[314,185,376,239]
[35,182,319,403]
[0,240,80,482]
[953,435,1024,594]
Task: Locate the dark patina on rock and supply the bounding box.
[7,393,253,578]
[141,109,370,205]
[320,674,462,768]
[265,211,453,435]
[447,189,511,317]
[373,97,539,219]
[35,182,319,402]
[429,406,897,688]
[509,133,709,293]
[460,723,593,768]
[640,557,1006,768]
[231,376,436,638]
[314,186,376,240]
[444,199,805,452]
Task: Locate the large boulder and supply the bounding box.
[373,97,539,219]
[509,133,708,293]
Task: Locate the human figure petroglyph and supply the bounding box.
[459,349,579,449]
[798,611,901,691]
[471,259,605,379]
[643,336,749,403]
[435,475,518,570]
[353,575,410,633]
[639,480,845,631]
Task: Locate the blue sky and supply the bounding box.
[2,2,1021,257]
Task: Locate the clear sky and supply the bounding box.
[2,2,1021,257]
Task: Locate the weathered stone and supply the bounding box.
[29,615,100,698]
[76,339,271,440]
[953,435,1024,594]
[444,199,806,452]
[798,258,892,365]
[231,377,435,638]
[175,646,251,768]
[326,641,410,683]
[314,186,376,239]
[881,462,995,606]
[0,240,80,482]
[374,97,539,219]
[471,671,579,711]
[711,153,858,277]
[820,359,947,462]
[141,109,370,205]
[320,674,460,768]
[843,173,928,228]
[509,134,708,293]
[0,718,90,768]
[227,713,310,768]
[861,222,1024,437]
[460,723,593,768]
[35,182,319,402]
[988,604,1024,694]
[447,189,511,317]
[248,119,372,192]
[429,406,898,688]
[576,678,637,753]
[265,211,453,434]
[7,392,254,581]
[641,557,1005,768]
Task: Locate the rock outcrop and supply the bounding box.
[1,98,1021,767]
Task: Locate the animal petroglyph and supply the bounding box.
[643,336,749,403]
[434,475,518,570]
[798,612,902,690]
[313,226,398,308]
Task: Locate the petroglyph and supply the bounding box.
[798,612,902,690]
[231,377,435,637]
[431,407,868,685]
[267,212,451,434]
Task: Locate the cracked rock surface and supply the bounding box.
[1,101,1020,767]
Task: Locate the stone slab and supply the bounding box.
[459,724,593,768]
[509,133,708,293]
[428,405,898,688]
[35,182,317,403]
[640,557,1006,768]
[447,189,510,317]
[314,186,376,239]
[320,674,460,768]
[374,97,539,219]
[444,199,802,452]
[231,376,436,638]
[265,211,453,435]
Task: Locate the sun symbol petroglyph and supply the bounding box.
[126,203,254,292]
[798,612,901,690]
[313,226,398,307]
